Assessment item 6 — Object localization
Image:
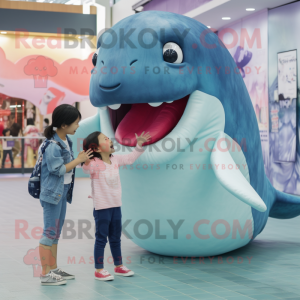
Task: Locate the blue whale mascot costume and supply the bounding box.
[71,11,300,257]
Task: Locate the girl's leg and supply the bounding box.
[39,243,55,275]
[51,184,69,269]
[108,207,123,267]
[12,140,20,159]
[50,244,58,270]
[24,144,27,164]
[94,208,112,271]
[27,146,33,167]
[8,150,14,167]
[1,150,7,168]
[39,194,64,275]
[39,244,58,274]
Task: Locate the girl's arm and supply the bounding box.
[114,131,151,166]
[65,149,93,173]
[44,143,66,176]
[65,157,82,173]
[45,144,93,176]
[114,144,145,166]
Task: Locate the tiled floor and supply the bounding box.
[1,177,300,300]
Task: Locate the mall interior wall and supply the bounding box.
[268,1,300,195]
[112,0,137,25]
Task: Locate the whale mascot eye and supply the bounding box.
[163,42,183,64]
[92,48,100,67]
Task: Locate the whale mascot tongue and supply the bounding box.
[71,11,300,257]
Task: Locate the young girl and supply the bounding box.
[82,130,151,281]
[39,104,93,286]
[24,118,40,167]
[1,128,14,168]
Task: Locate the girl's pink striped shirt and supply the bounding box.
[82,144,145,210]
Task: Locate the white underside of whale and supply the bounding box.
[97,90,267,256]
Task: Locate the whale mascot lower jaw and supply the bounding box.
[70,11,300,256]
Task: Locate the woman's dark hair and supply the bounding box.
[2,128,10,141]
[44,118,49,125]
[27,118,35,126]
[10,123,21,137]
[82,131,113,166]
[44,104,81,139]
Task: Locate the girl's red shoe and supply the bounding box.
[114,265,134,277]
[95,269,114,281]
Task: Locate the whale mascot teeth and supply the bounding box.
[71,11,300,256]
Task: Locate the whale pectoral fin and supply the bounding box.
[210,132,267,212]
[270,188,300,219]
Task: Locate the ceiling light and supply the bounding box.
[1,32,7,34]
[132,0,152,12]
[222,17,231,20]
[135,6,144,12]
[78,35,89,39]
[246,8,255,11]
[207,26,211,28]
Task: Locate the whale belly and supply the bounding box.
[120,139,253,257]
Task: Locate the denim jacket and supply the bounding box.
[40,132,76,205]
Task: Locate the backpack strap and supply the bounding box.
[51,139,74,160]
[38,139,64,159]
[48,140,64,150]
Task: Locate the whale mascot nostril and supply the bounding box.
[71,11,300,257]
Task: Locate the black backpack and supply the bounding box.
[28,139,64,199]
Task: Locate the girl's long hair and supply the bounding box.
[82,131,113,165]
[44,104,81,139]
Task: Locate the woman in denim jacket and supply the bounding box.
[39,104,93,286]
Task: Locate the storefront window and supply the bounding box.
[0,94,45,171]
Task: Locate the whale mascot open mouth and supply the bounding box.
[71,11,300,257]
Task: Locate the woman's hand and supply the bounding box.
[84,154,93,165]
[66,149,94,172]
[77,149,94,163]
[135,131,151,147]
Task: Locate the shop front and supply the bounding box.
[0,30,95,173]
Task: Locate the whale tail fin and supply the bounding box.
[269,188,300,219]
